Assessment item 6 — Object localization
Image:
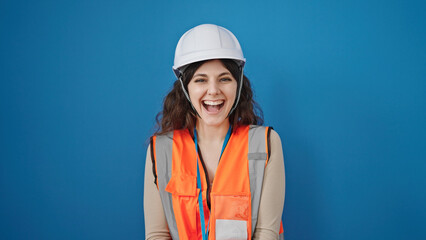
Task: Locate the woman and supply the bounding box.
[144,24,285,240]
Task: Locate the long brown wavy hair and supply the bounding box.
[154,59,263,135]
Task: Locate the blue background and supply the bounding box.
[1,0,425,239]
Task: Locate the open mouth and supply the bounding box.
[202,100,224,113]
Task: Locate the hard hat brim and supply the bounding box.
[173,49,245,77]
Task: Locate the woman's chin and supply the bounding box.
[197,115,229,128]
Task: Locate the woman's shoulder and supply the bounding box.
[151,128,191,143]
[269,128,282,144]
[251,125,282,147]
[151,129,180,138]
[248,125,281,138]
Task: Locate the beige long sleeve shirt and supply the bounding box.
[144,130,285,239]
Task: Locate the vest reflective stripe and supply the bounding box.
[248,125,268,235]
[166,129,206,238]
[153,132,180,240]
[153,125,282,239]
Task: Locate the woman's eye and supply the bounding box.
[194,79,206,83]
[220,78,232,82]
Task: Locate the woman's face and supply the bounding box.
[187,59,237,127]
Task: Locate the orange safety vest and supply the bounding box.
[151,125,284,239]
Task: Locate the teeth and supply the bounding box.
[203,100,224,106]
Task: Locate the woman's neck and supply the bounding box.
[195,120,230,144]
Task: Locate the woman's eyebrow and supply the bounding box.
[193,73,208,78]
[193,72,231,78]
[218,72,231,77]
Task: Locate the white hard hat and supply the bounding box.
[173,24,246,77]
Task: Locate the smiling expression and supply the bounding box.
[187,60,237,127]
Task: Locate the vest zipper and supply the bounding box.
[197,146,212,210]
[196,128,232,211]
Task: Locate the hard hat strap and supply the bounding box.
[227,66,244,118]
[179,76,201,118]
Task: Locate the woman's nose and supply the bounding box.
[207,81,220,95]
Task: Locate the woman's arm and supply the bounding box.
[253,130,286,239]
[144,145,172,240]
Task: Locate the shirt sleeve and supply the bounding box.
[253,129,286,239]
[144,144,172,240]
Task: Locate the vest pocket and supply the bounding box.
[213,194,250,240]
[165,173,197,196]
[165,174,200,238]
